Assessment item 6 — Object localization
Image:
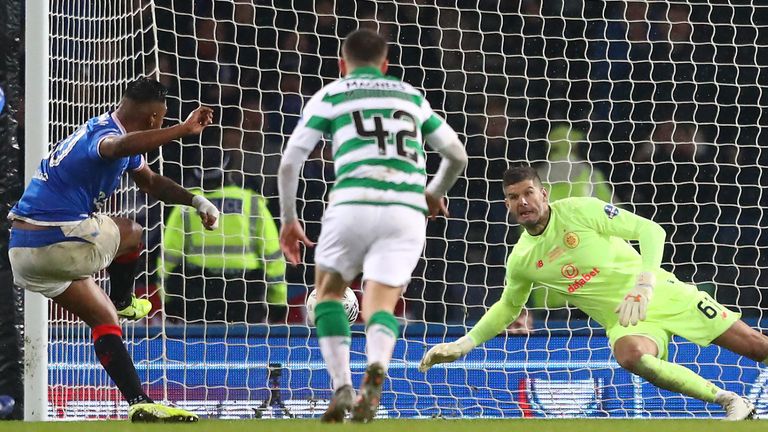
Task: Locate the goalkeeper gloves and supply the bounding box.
[615,271,656,327]
[192,195,220,230]
[419,335,476,372]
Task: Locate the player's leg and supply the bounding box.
[312,205,369,422]
[314,268,356,422]
[614,334,725,403]
[53,278,198,422]
[360,282,401,370]
[707,320,768,419]
[106,216,151,319]
[315,269,353,380]
[52,278,152,405]
[613,295,755,422]
[351,280,401,423]
[669,291,757,419]
[351,206,425,423]
[712,320,768,365]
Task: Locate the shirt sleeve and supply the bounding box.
[278,89,331,223]
[572,197,666,272]
[287,90,331,150]
[419,97,460,153]
[127,154,146,171]
[88,128,120,160]
[467,254,533,345]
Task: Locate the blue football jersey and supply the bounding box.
[10,111,145,224]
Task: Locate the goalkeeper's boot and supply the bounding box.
[117,296,152,321]
[351,362,385,423]
[717,391,755,421]
[321,384,354,423]
[128,402,199,423]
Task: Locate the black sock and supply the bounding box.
[107,250,140,310]
[93,326,153,405]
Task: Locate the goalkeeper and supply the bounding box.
[420,164,768,420]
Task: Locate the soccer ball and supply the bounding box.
[306,287,359,325]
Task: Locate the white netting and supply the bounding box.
[44,0,767,419]
[47,0,160,418]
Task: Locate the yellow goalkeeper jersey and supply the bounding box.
[468,197,698,343]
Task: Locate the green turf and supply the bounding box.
[0,419,766,432]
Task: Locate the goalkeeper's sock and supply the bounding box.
[315,301,352,391]
[635,354,720,403]
[93,325,152,405]
[365,310,399,371]
[107,247,141,310]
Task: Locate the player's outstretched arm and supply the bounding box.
[132,165,219,230]
[419,289,526,372]
[419,335,476,372]
[100,106,213,158]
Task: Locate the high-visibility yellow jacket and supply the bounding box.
[157,186,287,305]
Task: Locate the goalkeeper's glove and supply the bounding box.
[419,335,476,372]
[615,271,656,327]
[192,195,220,230]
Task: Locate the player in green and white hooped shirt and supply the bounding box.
[278,29,467,423]
[420,165,768,420]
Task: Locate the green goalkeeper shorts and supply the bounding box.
[607,278,740,361]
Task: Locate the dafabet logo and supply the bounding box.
[564,266,600,293]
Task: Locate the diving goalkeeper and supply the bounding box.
[420,164,768,420]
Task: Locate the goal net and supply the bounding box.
[41,0,766,419]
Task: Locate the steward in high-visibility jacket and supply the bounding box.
[158,186,286,323]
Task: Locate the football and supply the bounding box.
[306,287,359,325]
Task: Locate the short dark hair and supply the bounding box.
[342,29,388,65]
[123,77,167,103]
[503,164,542,188]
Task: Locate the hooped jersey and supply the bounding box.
[10,111,144,225]
[284,66,459,213]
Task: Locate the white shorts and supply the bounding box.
[8,214,121,298]
[314,204,426,287]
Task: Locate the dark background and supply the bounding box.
[5,0,768,326]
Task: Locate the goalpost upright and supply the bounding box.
[23,0,50,421]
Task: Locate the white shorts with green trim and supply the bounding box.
[314,203,425,287]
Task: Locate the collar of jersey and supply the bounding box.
[347,66,384,77]
[110,111,127,134]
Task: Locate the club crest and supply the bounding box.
[564,232,579,249]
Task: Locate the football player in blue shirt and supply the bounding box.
[8,77,218,422]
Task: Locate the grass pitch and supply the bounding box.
[0,419,766,432]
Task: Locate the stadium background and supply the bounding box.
[0,0,767,421]
[148,0,768,322]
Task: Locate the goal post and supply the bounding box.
[27,0,161,420]
[24,0,49,421]
[32,0,767,420]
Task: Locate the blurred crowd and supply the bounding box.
[27,0,768,323]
